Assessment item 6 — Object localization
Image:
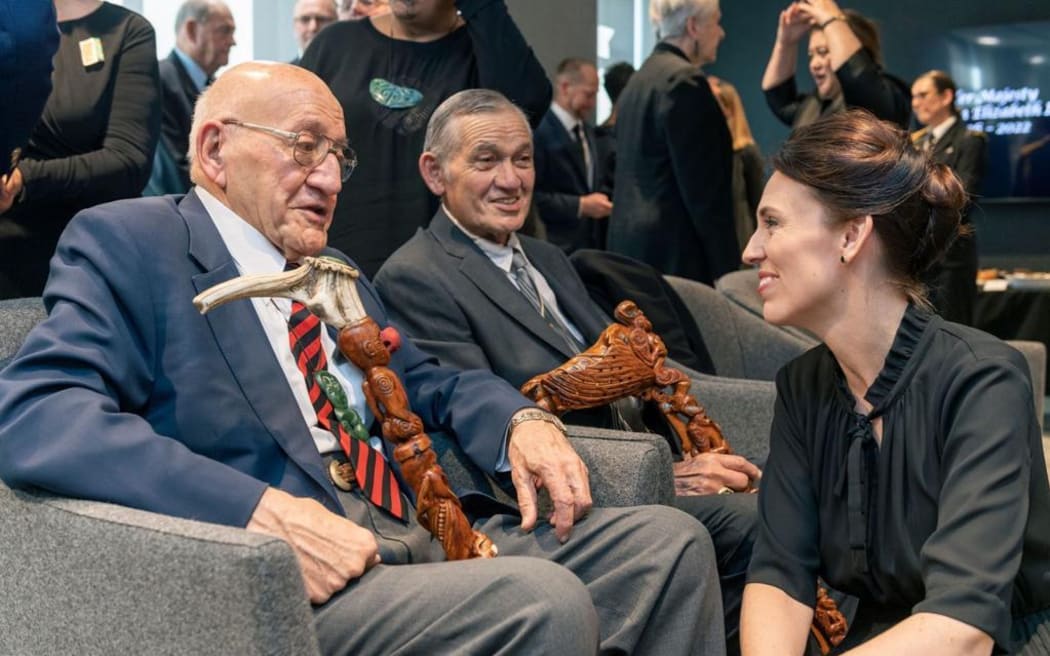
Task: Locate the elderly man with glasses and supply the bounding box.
[0,62,725,656]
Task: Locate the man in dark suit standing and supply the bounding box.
[533,58,612,253]
[145,0,236,196]
[911,70,987,325]
[376,88,760,655]
[609,0,736,285]
[0,63,722,656]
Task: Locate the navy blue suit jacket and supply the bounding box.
[533,109,600,253]
[0,192,528,527]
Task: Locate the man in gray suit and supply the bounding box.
[146,0,236,196]
[376,87,759,656]
[609,0,737,285]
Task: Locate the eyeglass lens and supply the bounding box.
[293,132,356,181]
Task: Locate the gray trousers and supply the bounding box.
[313,484,725,656]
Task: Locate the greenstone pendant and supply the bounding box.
[369,77,423,109]
[314,370,370,441]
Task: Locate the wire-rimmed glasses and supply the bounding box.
[221,119,357,181]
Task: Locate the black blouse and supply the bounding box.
[764,49,911,130]
[748,305,1050,650]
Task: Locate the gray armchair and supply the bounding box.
[665,275,814,381]
[0,296,677,655]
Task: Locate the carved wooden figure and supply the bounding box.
[193,256,496,560]
[338,318,496,560]
[521,300,845,652]
[521,300,734,461]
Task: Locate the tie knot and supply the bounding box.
[511,248,529,272]
[573,123,585,140]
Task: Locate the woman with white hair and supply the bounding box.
[609,0,739,286]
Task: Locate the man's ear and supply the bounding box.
[842,214,875,264]
[418,152,446,196]
[184,18,200,45]
[196,122,227,188]
[685,13,699,39]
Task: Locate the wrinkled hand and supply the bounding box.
[0,167,23,215]
[508,414,592,543]
[794,0,844,27]
[579,192,613,219]
[247,487,380,604]
[775,4,812,46]
[673,452,762,496]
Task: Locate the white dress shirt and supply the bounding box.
[198,187,372,456]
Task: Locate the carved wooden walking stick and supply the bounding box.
[520,300,737,463]
[193,256,496,560]
[521,300,846,652]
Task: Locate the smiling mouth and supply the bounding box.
[490,197,523,211]
[757,274,778,294]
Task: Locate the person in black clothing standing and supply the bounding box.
[609,0,737,285]
[300,0,551,278]
[911,70,986,325]
[761,1,910,130]
[0,0,160,299]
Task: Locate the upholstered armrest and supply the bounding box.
[564,424,675,507]
[691,373,778,464]
[433,427,675,509]
[1007,340,1045,431]
[0,481,321,656]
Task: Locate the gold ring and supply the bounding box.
[717,486,735,495]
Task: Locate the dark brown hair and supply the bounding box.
[772,109,968,305]
[916,69,960,116]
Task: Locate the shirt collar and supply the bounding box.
[930,115,957,142]
[443,204,522,274]
[173,47,210,92]
[549,101,581,136]
[196,186,287,276]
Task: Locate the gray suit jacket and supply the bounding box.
[374,208,611,392]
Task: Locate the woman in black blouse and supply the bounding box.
[761,0,909,130]
[739,110,1050,655]
[0,0,160,298]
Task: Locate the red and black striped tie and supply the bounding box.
[287,300,405,520]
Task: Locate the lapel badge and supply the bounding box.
[79,37,105,68]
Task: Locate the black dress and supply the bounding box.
[299,0,551,278]
[0,2,160,298]
[748,305,1050,653]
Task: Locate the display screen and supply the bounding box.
[927,21,1050,198]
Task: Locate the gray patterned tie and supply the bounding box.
[510,249,584,353]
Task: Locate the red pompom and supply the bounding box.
[380,326,401,353]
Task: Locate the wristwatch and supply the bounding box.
[510,408,566,433]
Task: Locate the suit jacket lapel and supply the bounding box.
[429,209,577,359]
[181,192,336,504]
[933,120,963,159]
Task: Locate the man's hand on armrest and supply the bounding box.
[247,487,380,604]
[507,409,592,543]
[673,452,762,496]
